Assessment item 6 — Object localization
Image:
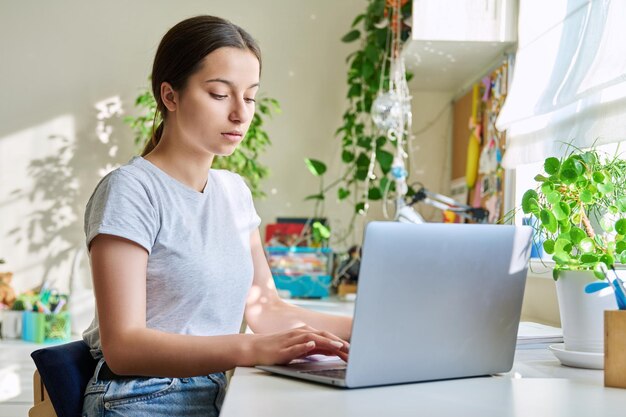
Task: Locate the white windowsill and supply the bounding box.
[526,258,626,280]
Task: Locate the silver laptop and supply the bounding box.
[257,221,532,388]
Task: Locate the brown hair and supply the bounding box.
[141,15,261,156]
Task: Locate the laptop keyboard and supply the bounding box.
[299,368,346,379]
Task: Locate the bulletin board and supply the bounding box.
[452,93,472,180]
[451,59,511,223]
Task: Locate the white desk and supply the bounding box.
[222,298,625,417]
[220,349,625,417]
[3,299,625,416]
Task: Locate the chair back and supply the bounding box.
[30,340,97,417]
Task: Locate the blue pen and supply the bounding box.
[609,267,626,310]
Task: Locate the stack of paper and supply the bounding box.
[516,321,563,349]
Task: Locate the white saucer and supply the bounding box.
[548,343,604,370]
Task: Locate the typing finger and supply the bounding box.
[292,332,346,353]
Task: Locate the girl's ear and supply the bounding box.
[161,82,178,112]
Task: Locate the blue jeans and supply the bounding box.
[82,359,227,417]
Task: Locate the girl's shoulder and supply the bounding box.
[90,157,156,200]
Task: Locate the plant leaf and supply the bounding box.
[580,190,593,203]
[304,158,327,176]
[593,263,606,279]
[347,83,362,98]
[580,253,598,263]
[592,171,605,183]
[543,239,555,254]
[351,14,365,28]
[579,237,595,253]
[616,218,626,235]
[546,191,560,205]
[312,222,331,239]
[553,202,571,221]
[362,61,374,79]
[376,149,394,174]
[541,182,554,194]
[304,193,325,201]
[365,43,379,63]
[544,157,560,175]
[598,183,614,195]
[569,227,586,244]
[560,168,578,184]
[522,190,539,214]
[555,238,572,254]
[341,29,361,43]
[540,209,558,233]
[581,151,597,165]
[553,252,570,265]
[354,152,371,181]
[368,187,382,200]
[338,188,350,200]
[600,254,615,268]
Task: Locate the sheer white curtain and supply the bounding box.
[497,0,626,167]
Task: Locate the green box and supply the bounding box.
[22,311,71,343]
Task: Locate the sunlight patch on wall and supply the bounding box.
[0,115,76,292]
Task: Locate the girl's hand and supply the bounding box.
[248,325,350,365]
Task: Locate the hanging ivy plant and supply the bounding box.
[305,0,412,224]
[125,84,280,198]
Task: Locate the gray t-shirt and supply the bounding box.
[82,156,261,359]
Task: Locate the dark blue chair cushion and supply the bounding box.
[31,340,98,417]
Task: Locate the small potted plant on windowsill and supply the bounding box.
[521,147,626,363]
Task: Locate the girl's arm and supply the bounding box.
[245,229,353,342]
[91,234,346,377]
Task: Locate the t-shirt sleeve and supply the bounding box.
[84,170,159,253]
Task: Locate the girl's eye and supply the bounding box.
[245,98,256,104]
[210,93,227,100]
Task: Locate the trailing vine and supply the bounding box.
[305,0,412,231]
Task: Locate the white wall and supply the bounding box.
[407,91,453,221]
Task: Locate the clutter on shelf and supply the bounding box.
[0,277,70,343]
[264,218,333,298]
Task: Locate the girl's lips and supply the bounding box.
[221,132,242,142]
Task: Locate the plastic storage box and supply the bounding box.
[266,247,333,298]
[22,311,71,343]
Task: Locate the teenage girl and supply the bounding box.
[82,15,351,416]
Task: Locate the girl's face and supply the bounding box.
[172,47,260,156]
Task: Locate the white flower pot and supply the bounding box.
[556,270,618,353]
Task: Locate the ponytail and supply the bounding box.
[141,110,164,156]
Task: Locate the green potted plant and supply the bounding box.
[521,147,626,361]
